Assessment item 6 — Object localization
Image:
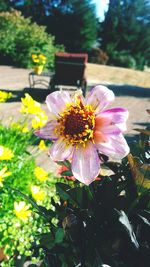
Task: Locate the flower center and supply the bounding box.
[55,102,95,146]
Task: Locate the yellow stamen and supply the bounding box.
[54,101,95,147]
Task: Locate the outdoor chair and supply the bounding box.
[49,52,88,96]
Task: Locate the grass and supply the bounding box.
[86,63,150,88]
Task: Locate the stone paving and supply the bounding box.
[0,65,149,172]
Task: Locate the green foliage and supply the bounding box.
[9,0,98,53]
[33,127,150,266]
[44,0,98,52]
[0,123,58,266]
[0,0,10,12]
[101,0,150,70]
[109,50,136,68]
[0,10,64,69]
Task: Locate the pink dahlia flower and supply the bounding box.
[35,85,129,185]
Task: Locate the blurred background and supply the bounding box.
[0,0,150,71]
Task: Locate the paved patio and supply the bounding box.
[0,65,149,172]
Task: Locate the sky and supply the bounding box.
[92,0,109,21]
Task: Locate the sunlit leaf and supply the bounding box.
[134,128,150,136]
[117,209,139,249]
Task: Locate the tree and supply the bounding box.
[101,0,150,69]
[8,0,98,52]
[0,0,11,11]
[46,0,98,52]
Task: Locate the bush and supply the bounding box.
[134,53,146,71]
[0,10,64,69]
[31,124,150,267]
[0,123,58,266]
[109,50,136,69]
[88,48,109,65]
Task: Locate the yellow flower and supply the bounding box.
[20,93,42,115]
[38,140,47,151]
[14,201,31,221]
[22,126,29,133]
[39,54,46,63]
[10,122,29,133]
[0,166,11,186]
[31,54,37,60]
[34,166,48,182]
[31,111,48,129]
[11,122,22,130]
[33,59,40,63]
[0,91,12,102]
[0,146,14,160]
[31,53,47,66]
[31,185,45,201]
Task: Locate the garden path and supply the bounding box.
[0,64,149,174]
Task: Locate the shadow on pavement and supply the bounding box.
[0,88,51,103]
[107,84,150,98]
[0,83,150,103]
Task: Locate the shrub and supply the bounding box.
[134,53,146,71]
[0,10,64,69]
[109,50,136,69]
[31,123,150,267]
[23,89,149,266]
[88,48,109,65]
[0,122,59,266]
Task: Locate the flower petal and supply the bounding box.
[100,125,121,135]
[35,121,58,140]
[93,125,121,145]
[85,85,115,113]
[71,141,100,185]
[96,134,130,160]
[46,91,72,117]
[49,139,73,161]
[100,108,129,131]
[93,130,108,143]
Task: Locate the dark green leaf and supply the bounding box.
[137,214,150,226]
[56,183,71,201]
[55,228,65,244]
[61,170,73,177]
[40,233,55,250]
[116,209,139,249]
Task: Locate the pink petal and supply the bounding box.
[46,91,72,117]
[100,108,129,131]
[100,125,121,135]
[71,141,100,185]
[49,139,73,161]
[93,126,121,145]
[93,108,129,141]
[85,85,115,113]
[35,121,58,140]
[96,134,130,160]
[93,130,108,143]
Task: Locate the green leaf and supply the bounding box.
[6,186,52,220]
[61,170,73,177]
[55,228,65,244]
[137,214,150,226]
[116,209,139,249]
[56,183,71,201]
[40,233,55,249]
